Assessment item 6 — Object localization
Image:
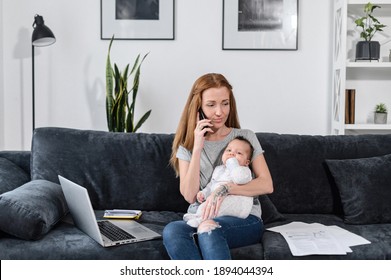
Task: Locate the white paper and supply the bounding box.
[327,225,371,247]
[267,221,309,233]
[267,222,371,256]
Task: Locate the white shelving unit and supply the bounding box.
[345,124,391,129]
[347,62,391,67]
[331,0,391,135]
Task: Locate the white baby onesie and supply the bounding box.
[183,157,253,228]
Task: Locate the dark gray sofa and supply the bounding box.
[0,127,391,259]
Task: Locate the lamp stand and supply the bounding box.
[32,45,35,132]
[31,14,56,133]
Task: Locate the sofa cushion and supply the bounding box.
[259,195,285,224]
[326,154,391,224]
[31,127,188,212]
[0,180,69,240]
[257,133,391,215]
[0,158,30,194]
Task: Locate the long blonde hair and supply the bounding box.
[170,73,241,176]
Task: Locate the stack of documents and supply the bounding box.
[267,222,371,256]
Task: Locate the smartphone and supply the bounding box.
[199,109,207,120]
[198,109,208,135]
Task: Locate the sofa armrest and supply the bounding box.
[0,155,30,195]
[0,151,31,176]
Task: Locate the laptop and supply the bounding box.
[58,175,161,247]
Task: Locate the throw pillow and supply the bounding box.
[326,154,391,224]
[259,195,285,224]
[0,158,30,195]
[0,180,69,240]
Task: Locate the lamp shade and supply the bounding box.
[32,15,56,47]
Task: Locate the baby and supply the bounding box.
[183,136,254,228]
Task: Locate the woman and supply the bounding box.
[163,73,273,260]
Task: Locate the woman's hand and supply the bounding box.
[201,185,230,220]
[193,113,212,150]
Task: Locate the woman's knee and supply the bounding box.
[163,221,182,239]
[162,223,172,240]
[163,220,196,240]
[197,219,221,234]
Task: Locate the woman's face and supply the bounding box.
[201,87,230,130]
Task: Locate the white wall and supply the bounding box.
[1,0,333,150]
[0,0,4,150]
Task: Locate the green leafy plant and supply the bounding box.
[355,2,386,41]
[375,103,388,113]
[106,36,151,132]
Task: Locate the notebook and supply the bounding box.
[58,175,161,247]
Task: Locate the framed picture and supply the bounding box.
[223,0,298,50]
[101,0,175,40]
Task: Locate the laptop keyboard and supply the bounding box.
[98,221,136,242]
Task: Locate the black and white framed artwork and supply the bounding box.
[223,0,298,50]
[101,0,175,40]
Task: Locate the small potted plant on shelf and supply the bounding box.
[374,103,388,124]
[355,2,387,61]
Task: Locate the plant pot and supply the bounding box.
[374,112,387,124]
[355,41,380,61]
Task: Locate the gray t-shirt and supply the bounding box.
[176,128,264,218]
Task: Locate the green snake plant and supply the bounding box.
[106,36,151,132]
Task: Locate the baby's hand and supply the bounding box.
[197,192,205,203]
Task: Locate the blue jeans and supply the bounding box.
[163,215,264,260]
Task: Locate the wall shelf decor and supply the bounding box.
[222,0,298,50]
[100,0,175,40]
[331,0,391,135]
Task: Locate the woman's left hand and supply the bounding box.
[201,185,230,220]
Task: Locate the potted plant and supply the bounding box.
[374,103,388,124]
[106,36,151,132]
[355,2,387,61]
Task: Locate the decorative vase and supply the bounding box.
[355,41,380,61]
[374,112,387,124]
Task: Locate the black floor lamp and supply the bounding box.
[31,14,56,132]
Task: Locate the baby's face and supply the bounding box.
[222,139,251,167]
